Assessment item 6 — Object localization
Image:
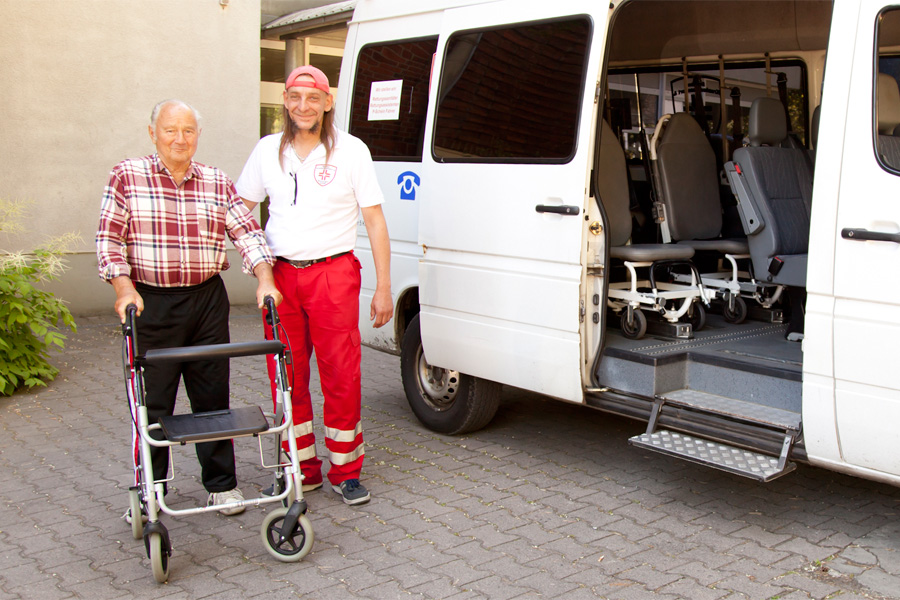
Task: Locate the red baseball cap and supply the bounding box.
[285,65,330,94]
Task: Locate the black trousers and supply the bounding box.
[135,275,236,493]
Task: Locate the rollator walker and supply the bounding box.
[121,296,313,583]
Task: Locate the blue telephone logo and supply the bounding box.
[397,171,421,200]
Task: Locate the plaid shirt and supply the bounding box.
[96,154,274,287]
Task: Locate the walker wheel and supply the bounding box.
[128,488,144,540]
[620,309,647,340]
[148,532,170,583]
[260,507,314,562]
[723,296,748,324]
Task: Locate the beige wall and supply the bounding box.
[0,0,263,314]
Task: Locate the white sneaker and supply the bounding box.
[208,488,245,516]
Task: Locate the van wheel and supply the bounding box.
[400,314,500,435]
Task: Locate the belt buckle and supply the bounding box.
[297,259,315,269]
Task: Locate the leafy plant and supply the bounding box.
[0,199,78,396]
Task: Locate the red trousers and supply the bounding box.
[264,253,364,486]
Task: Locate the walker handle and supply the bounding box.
[264,295,281,342]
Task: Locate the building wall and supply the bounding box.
[0,0,263,314]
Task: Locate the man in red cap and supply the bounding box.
[237,66,392,505]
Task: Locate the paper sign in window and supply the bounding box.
[368,80,403,121]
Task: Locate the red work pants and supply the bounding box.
[264,252,364,486]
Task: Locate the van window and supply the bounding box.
[876,8,900,173]
[349,38,438,161]
[433,17,592,162]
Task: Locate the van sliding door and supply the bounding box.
[417,1,606,402]
[815,0,900,479]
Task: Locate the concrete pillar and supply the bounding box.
[285,38,307,74]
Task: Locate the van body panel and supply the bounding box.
[413,0,607,403]
[342,0,900,488]
[828,0,900,478]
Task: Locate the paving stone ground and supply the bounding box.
[2,305,900,599]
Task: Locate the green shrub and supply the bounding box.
[0,199,78,396]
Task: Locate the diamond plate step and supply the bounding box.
[629,430,796,482]
[661,389,800,431]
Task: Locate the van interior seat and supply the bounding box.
[877,73,900,166]
[728,97,812,288]
[654,112,749,255]
[598,120,693,262]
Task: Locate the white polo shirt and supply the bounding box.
[236,129,384,260]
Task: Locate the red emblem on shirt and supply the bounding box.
[314,164,337,186]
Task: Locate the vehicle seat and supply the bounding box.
[877,73,900,167]
[727,97,812,287]
[598,120,694,263]
[654,112,749,255]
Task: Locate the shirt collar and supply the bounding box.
[151,153,201,181]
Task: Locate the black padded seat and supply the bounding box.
[678,238,749,254]
[598,119,695,261]
[729,97,812,287]
[610,244,694,261]
[654,113,748,255]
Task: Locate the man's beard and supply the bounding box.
[293,119,320,135]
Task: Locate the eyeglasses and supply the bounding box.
[291,172,298,206]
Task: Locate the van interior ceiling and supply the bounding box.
[586,0,835,481]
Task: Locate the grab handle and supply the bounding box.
[535,204,580,216]
[841,228,900,244]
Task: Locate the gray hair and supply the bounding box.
[150,99,202,129]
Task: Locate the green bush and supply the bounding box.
[0,199,78,396]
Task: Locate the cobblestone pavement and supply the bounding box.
[2,305,900,599]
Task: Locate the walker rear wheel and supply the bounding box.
[128,488,144,540]
[260,508,314,562]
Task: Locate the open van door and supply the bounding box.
[415,1,606,403]
[818,0,900,481]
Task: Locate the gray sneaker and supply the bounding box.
[208,487,245,516]
[332,479,370,505]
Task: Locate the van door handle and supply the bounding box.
[841,228,900,243]
[535,204,580,215]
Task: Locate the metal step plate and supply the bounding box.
[629,429,796,482]
[662,388,800,431]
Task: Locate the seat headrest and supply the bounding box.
[748,97,787,147]
[878,73,900,135]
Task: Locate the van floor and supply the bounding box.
[596,311,802,415]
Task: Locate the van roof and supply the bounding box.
[350,0,497,24]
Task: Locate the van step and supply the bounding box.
[159,407,268,443]
[661,388,800,430]
[630,430,796,482]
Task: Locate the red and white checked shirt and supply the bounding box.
[96,154,274,287]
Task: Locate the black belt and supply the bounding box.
[276,251,350,269]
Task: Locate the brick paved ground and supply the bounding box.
[2,305,900,599]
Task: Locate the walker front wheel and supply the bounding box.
[148,532,170,583]
[260,508,314,562]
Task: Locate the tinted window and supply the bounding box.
[433,17,592,162]
[876,8,900,173]
[349,38,438,161]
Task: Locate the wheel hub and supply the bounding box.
[415,348,460,410]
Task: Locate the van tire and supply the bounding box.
[400,314,501,435]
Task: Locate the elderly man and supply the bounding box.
[96,99,282,518]
[236,66,392,505]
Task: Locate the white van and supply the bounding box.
[335,0,900,487]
